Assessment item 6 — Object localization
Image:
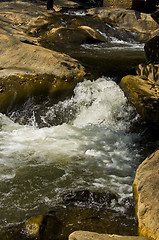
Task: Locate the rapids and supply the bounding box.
[0,77,142,229]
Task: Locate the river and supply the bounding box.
[0,8,155,238]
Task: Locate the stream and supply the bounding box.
[0,8,157,239]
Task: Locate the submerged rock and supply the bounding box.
[0,190,138,240]
[133,150,159,240]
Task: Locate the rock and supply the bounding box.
[144,35,159,63]
[23,215,44,238]
[54,0,81,11]
[0,73,82,113]
[87,8,158,40]
[40,25,106,48]
[0,34,85,78]
[136,63,159,84]
[120,75,159,125]
[69,231,149,240]
[133,149,159,240]
[0,190,138,240]
[103,0,157,13]
[103,0,132,9]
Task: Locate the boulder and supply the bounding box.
[144,35,159,63]
[87,8,158,39]
[0,73,82,113]
[69,231,149,240]
[133,150,159,240]
[0,34,85,78]
[40,25,106,48]
[103,0,157,13]
[119,75,159,125]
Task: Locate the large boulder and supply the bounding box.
[133,150,159,240]
[0,34,85,78]
[69,231,149,240]
[87,8,158,40]
[120,75,159,125]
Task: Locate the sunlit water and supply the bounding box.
[0,77,142,229]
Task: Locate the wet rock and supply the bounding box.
[87,8,158,40]
[54,0,82,12]
[69,231,149,240]
[0,191,138,240]
[144,35,159,63]
[62,190,118,207]
[120,75,159,125]
[133,149,159,240]
[40,25,106,48]
[23,215,44,238]
[0,73,82,113]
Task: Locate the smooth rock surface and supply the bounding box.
[133,150,159,240]
[0,34,85,78]
[69,231,149,240]
[0,1,85,78]
[120,75,159,125]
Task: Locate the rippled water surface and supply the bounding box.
[0,77,143,229]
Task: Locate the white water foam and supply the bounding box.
[0,77,141,227]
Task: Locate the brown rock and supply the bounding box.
[133,150,159,240]
[87,8,158,38]
[119,75,159,125]
[69,231,149,240]
[0,34,85,78]
[103,0,132,9]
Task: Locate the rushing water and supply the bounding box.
[0,77,142,229]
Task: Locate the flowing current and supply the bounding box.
[0,77,141,229]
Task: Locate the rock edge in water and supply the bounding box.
[68,231,149,240]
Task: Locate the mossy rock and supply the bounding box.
[0,73,81,113]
